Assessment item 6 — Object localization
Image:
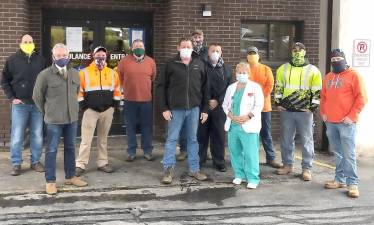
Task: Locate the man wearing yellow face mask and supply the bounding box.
[246,46,282,169]
[1,34,46,176]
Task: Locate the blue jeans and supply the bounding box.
[280,111,314,169]
[260,112,276,162]
[325,122,358,186]
[123,101,153,156]
[45,122,77,182]
[163,107,200,172]
[11,104,43,166]
[179,122,187,152]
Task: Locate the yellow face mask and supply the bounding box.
[247,54,259,65]
[20,43,35,55]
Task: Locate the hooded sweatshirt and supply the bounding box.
[320,67,367,122]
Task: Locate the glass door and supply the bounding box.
[43,11,153,136]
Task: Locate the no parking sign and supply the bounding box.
[353,39,371,67]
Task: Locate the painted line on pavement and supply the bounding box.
[295,155,335,170]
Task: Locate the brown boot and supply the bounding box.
[75,167,85,177]
[10,165,22,176]
[30,162,45,172]
[65,176,88,187]
[161,167,174,184]
[98,164,114,173]
[267,160,282,168]
[46,183,57,195]
[325,180,347,189]
[302,169,312,181]
[189,171,208,181]
[277,165,293,175]
[176,151,187,161]
[347,185,360,198]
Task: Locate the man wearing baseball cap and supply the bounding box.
[274,42,322,181]
[246,46,281,169]
[75,46,121,176]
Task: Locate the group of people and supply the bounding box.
[1,30,366,198]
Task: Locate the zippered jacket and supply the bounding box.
[274,60,322,112]
[1,50,45,104]
[78,62,121,112]
[158,54,209,113]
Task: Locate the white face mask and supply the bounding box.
[210,52,220,62]
[180,48,193,59]
[236,73,248,83]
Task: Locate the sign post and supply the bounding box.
[352,39,371,67]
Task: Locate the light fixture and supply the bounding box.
[203,4,212,17]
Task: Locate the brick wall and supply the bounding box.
[0,0,29,150]
[155,0,322,148]
[0,0,323,150]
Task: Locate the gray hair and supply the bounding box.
[236,61,250,71]
[52,43,69,55]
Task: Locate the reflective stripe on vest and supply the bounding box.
[83,68,116,92]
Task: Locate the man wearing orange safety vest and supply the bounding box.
[75,46,121,176]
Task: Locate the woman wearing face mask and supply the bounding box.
[222,62,264,189]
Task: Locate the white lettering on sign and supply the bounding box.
[69,53,92,60]
[353,39,371,67]
[110,53,127,60]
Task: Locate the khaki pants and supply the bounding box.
[76,107,114,169]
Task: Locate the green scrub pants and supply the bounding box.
[228,125,260,185]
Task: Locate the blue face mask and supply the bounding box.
[236,73,248,83]
[54,58,69,67]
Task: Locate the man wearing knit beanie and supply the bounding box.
[321,48,367,198]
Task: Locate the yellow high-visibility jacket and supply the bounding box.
[274,62,322,111]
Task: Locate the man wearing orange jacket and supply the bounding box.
[246,46,282,168]
[75,46,121,176]
[321,49,367,198]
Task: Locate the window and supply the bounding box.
[241,21,303,64]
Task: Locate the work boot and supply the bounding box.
[144,153,155,161]
[302,169,312,181]
[189,171,208,181]
[325,180,347,189]
[161,167,174,184]
[176,151,187,161]
[276,164,293,175]
[46,183,57,195]
[65,176,88,187]
[267,160,282,169]
[126,155,136,162]
[75,167,85,177]
[347,185,360,198]
[98,164,114,173]
[10,165,22,176]
[30,162,45,172]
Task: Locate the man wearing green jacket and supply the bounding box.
[274,42,322,181]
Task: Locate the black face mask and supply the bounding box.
[331,60,347,73]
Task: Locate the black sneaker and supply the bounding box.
[10,165,22,176]
[215,164,227,172]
